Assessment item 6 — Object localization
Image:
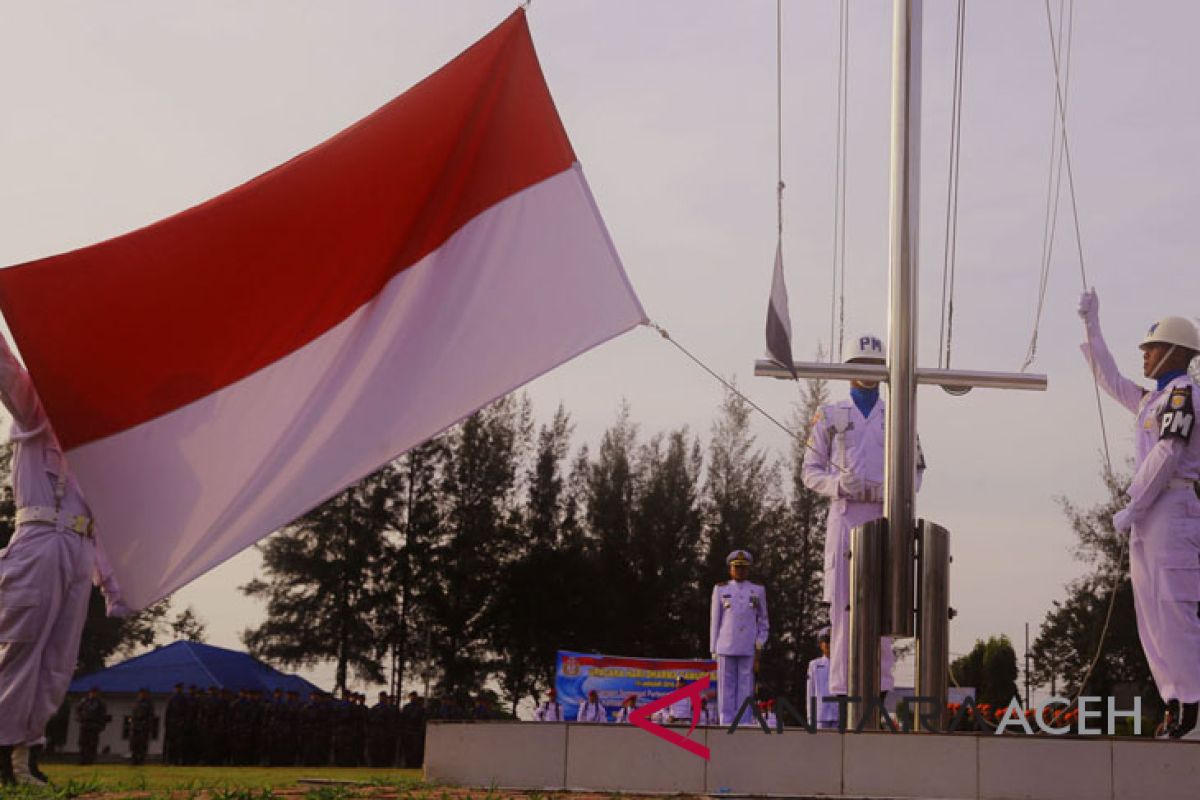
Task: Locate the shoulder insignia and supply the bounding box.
[1160,387,1195,442]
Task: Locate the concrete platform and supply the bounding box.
[425,721,1200,799]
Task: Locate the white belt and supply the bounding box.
[1168,479,1198,490]
[16,506,94,537]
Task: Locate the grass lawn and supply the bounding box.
[0,765,428,799]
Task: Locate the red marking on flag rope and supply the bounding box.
[629,676,711,761]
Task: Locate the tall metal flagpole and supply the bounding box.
[754,0,1047,731]
[885,0,922,638]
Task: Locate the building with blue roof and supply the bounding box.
[63,641,323,759]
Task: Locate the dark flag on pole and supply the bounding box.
[765,243,797,378]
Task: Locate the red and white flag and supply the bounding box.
[0,10,645,609]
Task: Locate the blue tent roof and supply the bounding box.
[70,641,324,695]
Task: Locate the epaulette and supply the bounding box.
[717,581,728,587]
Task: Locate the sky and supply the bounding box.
[2,0,1199,704]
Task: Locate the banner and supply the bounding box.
[555,650,717,722]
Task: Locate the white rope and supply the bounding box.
[645,322,847,472]
[830,0,850,363]
[1022,0,1073,373]
[1029,0,1124,717]
[937,0,967,369]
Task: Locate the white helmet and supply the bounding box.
[845,333,886,363]
[1140,316,1200,353]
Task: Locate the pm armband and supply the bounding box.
[1159,387,1195,442]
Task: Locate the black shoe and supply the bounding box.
[28,744,48,784]
[1170,702,1199,740]
[0,746,15,786]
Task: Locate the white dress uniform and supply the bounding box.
[577,700,607,723]
[710,554,769,726]
[668,690,693,723]
[614,706,634,724]
[0,336,126,762]
[1080,299,1200,709]
[806,654,839,729]
[802,374,919,695]
[534,700,563,721]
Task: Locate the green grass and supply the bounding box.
[0,766,424,799]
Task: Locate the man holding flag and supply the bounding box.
[0,334,128,786]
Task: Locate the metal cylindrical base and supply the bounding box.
[849,519,887,730]
[916,519,950,732]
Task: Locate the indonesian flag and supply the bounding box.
[0,9,645,609]
[765,243,797,378]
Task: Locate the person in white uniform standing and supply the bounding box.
[802,333,923,699]
[710,549,769,726]
[0,334,128,785]
[1079,289,1200,739]
[534,688,564,722]
[806,628,839,729]
[576,690,607,723]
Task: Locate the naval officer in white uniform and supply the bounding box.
[1079,290,1200,739]
[710,550,769,726]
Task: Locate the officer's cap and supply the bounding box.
[726,549,753,566]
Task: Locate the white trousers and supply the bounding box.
[0,525,94,746]
[1130,488,1200,703]
[824,501,896,696]
[716,654,754,725]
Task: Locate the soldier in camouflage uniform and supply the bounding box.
[366,692,396,767]
[162,684,187,765]
[75,688,108,765]
[128,688,154,766]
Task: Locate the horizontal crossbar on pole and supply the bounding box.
[753,360,1048,392]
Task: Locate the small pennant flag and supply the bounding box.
[765,243,797,378]
[0,9,645,608]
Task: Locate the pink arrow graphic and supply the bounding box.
[629,676,711,760]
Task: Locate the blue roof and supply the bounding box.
[70,641,324,695]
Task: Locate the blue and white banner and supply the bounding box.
[554,650,717,722]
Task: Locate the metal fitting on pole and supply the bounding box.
[849,519,887,731]
[915,519,950,732]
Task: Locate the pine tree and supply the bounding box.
[759,379,832,700]
[241,464,401,691]
[583,406,640,654]
[380,437,444,698]
[425,396,528,700]
[629,429,706,655]
[1030,468,1149,699]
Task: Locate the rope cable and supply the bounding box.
[937,0,967,369]
[1022,0,1074,373]
[836,0,849,362]
[645,322,848,472]
[830,0,850,362]
[1032,0,1124,718]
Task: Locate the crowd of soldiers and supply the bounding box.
[158,685,430,768]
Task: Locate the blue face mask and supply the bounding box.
[850,386,879,417]
[1156,368,1187,391]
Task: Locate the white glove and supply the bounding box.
[838,471,865,499]
[1077,288,1099,323]
[1112,507,1138,536]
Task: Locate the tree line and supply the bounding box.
[240,383,832,712]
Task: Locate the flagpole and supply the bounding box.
[884,0,921,639]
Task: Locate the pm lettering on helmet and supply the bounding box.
[1159,387,1195,442]
[860,336,882,354]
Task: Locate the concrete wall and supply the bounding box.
[61,695,163,759]
[426,721,1200,800]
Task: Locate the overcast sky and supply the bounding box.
[2,0,1199,701]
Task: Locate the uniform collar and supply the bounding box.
[1156,369,1187,391]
